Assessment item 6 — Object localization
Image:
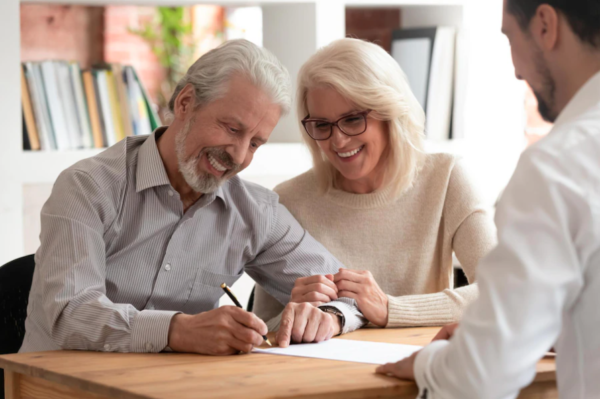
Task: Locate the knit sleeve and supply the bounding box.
[386,159,497,327]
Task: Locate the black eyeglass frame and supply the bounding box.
[301,110,373,141]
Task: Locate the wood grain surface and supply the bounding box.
[1,327,556,399]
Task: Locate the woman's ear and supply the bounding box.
[173,84,196,120]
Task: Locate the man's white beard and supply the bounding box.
[175,119,225,194]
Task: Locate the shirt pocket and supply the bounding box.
[183,268,242,314]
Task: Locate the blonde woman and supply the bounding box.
[253,38,497,329]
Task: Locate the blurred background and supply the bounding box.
[1,0,553,306]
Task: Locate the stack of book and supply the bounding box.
[21,61,161,151]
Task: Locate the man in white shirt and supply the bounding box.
[376,0,600,398]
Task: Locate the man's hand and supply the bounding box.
[167,306,267,355]
[333,269,388,327]
[275,303,341,347]
[290,274,338,306]
[375,350,419,380]
[432,323,459,341]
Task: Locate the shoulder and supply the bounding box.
[223,175,280,211]
[417,152,472,193]
[64,136,144,191]
[273,170,319,204]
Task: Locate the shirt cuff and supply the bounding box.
[130,310,180,353]
[320,298,367,334]
[414,339,449,399]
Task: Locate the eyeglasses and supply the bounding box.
[301,110,372,141]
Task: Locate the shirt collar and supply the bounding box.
[553,70,600,130]
[136,127,172,192]
[135,127,228,209]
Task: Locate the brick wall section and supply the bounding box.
[20,5,104,68]
[103,6,165,105]
[345,8,401,53]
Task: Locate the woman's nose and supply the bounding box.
[330,126,351,148]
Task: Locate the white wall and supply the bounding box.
[0,0,23,266]
[262,1,345,143]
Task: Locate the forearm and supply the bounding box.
[51,293,178,352]
[386,284,478,327]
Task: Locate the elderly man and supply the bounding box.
[20,39,365,355]
[377,0,600,398]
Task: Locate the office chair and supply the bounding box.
[0,254,35,399]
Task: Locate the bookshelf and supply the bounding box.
[2,0,526,281]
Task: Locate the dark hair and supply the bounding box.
[507,0,600,48]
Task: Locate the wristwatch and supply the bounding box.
[319,306,345,336]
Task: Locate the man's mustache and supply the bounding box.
[201,147,241,173]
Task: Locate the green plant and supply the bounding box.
[130,7,194,113]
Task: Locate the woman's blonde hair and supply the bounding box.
[297,38,426,195]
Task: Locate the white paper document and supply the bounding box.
[253,339,422,365]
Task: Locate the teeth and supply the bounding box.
[208,154,227,172]
[337,146,364,158]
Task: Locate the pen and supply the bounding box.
[220,283,272,347]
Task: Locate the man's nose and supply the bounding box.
[227,143,248,166]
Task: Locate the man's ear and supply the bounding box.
[531,4,560,51]
[173,84,196,120]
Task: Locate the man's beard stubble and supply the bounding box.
[175,118,240,194]
[531,46,558,123]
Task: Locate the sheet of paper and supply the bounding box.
[253,339,422,365]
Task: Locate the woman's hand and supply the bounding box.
[333,269,388,327]
[290,274,338,306]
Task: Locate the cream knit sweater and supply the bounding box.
[253,153,497,328]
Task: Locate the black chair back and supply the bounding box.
[0,254,35,399]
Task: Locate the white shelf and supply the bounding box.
[19,149,104,184]
[21,0,467,5]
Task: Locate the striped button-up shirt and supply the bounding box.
[20,128,365,354]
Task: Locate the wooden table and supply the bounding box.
[1,327,556,399]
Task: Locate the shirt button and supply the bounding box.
[145,343,154,352]
[164,264,171,271]
[104,344,111,351]
[168,190,174,197]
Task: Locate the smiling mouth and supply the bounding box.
[336,145,364,158]
[207,153,228,173]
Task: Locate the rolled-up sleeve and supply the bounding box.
[37,169,177,352]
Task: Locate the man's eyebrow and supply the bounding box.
[223,117,247,130]
[254,137,268,145]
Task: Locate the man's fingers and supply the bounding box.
[432,323,459,342]
[229,307,268,336]
[314,317,333,343]
[276,306,295,348]
[227,336,255,354]
[291,308,310,343]
[375,360,408,379]
[301,314,320,343]
[231,323,264,347]
[375,362,397,376]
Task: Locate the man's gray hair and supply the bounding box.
[168,39,291,116]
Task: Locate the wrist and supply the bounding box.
[168,313,190,351]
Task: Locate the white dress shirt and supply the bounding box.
[414,71,600,399]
